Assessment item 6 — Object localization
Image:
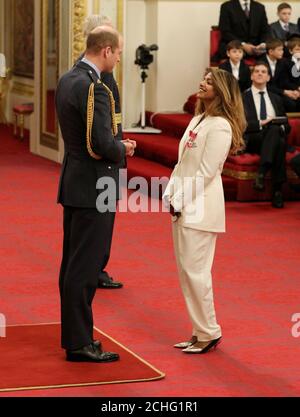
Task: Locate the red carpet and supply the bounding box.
[1,124,300,397]
[0,323,164,392]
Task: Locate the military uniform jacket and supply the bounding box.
[55,61,126,208]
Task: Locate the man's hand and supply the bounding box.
[242,43,256,56]
[260,117,273,127]
[284,90,299,100]
[122,139,136,157]
[253,43,266,55]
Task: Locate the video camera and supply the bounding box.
[135,44,159,69]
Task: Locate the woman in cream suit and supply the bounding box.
[163,68,246,354]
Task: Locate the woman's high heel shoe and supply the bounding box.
[182,336,222,354]
[173,335,198,349]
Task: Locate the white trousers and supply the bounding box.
[172,222,222,341]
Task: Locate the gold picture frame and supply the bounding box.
[12,0,34,78]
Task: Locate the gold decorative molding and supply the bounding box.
[11,81,34,96]
[116,0,123,96]
[286,113,300,119]
[72,0,87,63]
[223,167,298,180]
[93,0,100,14]
[157,0,296,2]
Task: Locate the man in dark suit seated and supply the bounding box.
[270,2,298,55]
[243,62,291,208]
[55,27,136,362]
[260,38,299,112]
[218,0,270,59]
[219,40,251,92]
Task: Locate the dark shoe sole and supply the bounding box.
[272,203,284,209]
[98,284,123,289]
[66,353,120,363]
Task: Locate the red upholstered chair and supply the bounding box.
[183,93,197,115]
[210,26,256,67]
[210,26,222,66]
[13,103,34,140]
[223,114,300,201]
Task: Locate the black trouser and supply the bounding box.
[98,211,116,282]
[59,206,115,350]
[245,125,287,189]
[290,154,300,178]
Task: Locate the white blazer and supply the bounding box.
[163,114,232,233]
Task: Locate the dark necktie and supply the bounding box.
[259,91,267,120]
[244,1,250,18]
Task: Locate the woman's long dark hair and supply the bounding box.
[196,68,246,154]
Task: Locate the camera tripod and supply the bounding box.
[123,66,161,134]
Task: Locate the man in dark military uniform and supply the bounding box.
[56,26,135,362]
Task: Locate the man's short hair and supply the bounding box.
[86,27,119,54]
[83,15,112,37]
[251,62,270,73]
[226,40,243,51]
[266,38,284,52]
[277,3,292,13]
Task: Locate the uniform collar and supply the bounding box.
[81,57,101,79]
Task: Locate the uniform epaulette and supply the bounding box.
[85,78,118,160]
[97,79,118,136]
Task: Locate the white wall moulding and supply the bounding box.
[40,0,60,151]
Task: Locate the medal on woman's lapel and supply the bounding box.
[186,130,197,148]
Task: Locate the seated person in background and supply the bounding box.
[243,62,290,208]
[270,2,298,56]
[290,154,300,192]
[260,38,299,111]
[218,0,270,59]
[219,40,251,92]
[280,34,300,111]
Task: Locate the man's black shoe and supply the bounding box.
[98,276,123,289]
[272,191,284,208]
[66,344,119,362]
[93,340,101,349]
[253,173,265,191]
